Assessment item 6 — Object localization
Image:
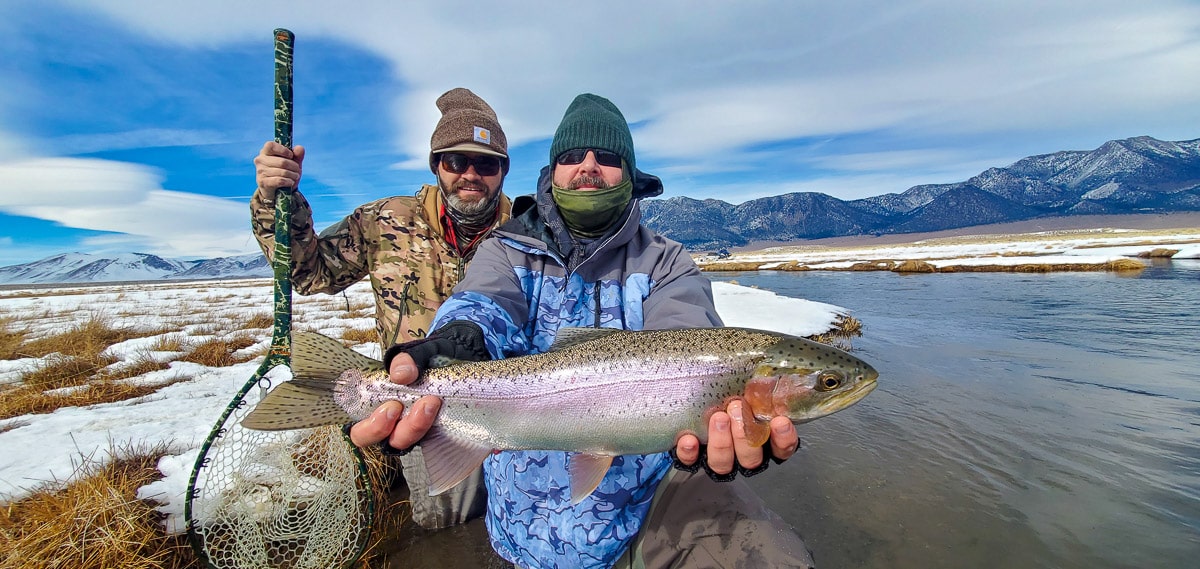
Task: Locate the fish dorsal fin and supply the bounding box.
[290,331,383,385]
[420,426,495,497]
[568,453,614,505]
[241,382,353,431]
[548,327,620,352]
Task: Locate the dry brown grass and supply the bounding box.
[892,260,938,273]
[847,261,895,271]
[809,314,864,351]
[150,334,187,352]
[698,261,766,271]
[0,315,188,420]
[0,350,180,421]
[21,314,134,359]
[243,312,274,329]
[0,380,181,422]
[352,447,413,566]
[937,259,1146,273]
[1137,248,1180,258]
[342,327,379,345]
[0,443,202,569]
[179,333,259,367]
[0,316,26,361]
[774,261,811,271]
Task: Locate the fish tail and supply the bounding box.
[241,331,381,431]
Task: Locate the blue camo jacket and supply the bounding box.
[429,173,722,569]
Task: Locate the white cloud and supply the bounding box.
[51,128,237,155]
[0,157,258,259]
[71,0,1200,163]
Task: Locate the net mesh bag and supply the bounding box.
[187,379,373,569]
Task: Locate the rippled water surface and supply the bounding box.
[725,260,1200,569]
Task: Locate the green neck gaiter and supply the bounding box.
[551,179,634,238]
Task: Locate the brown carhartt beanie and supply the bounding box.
[428,87,508,174]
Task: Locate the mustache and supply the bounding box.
[452,180,489,193]
[567,176,610,190]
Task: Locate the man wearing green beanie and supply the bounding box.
[375,93,815,568]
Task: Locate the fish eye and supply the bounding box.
[816,371,844,391]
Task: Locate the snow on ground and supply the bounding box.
[0,277,847,533]
[707,228,1200,269]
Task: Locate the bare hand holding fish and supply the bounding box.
[244,327,878,503]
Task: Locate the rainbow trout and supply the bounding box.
[243,327,877,503]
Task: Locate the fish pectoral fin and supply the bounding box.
[568,453,614,505]
[420,426,494,497]
[741,413,773,448]
[241,381,352,431]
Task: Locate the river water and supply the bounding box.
[723,260,1200,569]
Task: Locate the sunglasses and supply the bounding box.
[555,148,623,168]
[440,153,503,176]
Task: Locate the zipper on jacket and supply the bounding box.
[592,280,602,328]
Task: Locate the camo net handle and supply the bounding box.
[184,29,373,569]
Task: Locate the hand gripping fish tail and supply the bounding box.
[242,327,879,503]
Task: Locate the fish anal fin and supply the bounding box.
[549,328,620,352]
[241,382,352,431]
[420,426,494,496]
[568,453,614,505]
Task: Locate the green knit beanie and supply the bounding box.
[549,94,635,172]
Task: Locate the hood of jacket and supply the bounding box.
[500,166,663,269]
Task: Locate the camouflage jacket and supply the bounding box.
[251,184,512,347]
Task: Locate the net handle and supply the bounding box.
[184,28,297,561]
[266,27,295,367]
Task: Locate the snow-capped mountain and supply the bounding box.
[0,253,270,285]
[641,136,1200,249]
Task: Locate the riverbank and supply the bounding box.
[698,214,1200,273]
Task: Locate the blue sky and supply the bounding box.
[0,0,1197,266]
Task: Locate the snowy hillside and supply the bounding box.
[0,252,270,285]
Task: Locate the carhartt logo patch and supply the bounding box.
[473,126,490,145]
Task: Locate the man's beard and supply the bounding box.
[441,178,501,226]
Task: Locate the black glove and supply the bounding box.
[382,320,491,375]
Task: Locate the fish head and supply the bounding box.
[744,336,878,423]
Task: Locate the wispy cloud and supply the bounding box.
[0,157,254,258]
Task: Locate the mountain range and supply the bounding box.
[641,135,1200,250]
[0,252,270,285]
[2,135,1197,284]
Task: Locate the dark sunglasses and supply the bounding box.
[555,148,623,168]
[440,153,503,176]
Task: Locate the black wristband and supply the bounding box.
[670,442,782,480]
[737,458,770,478]
[703,459,738,482]
[378,440,414,456]
[670,443,738,482]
